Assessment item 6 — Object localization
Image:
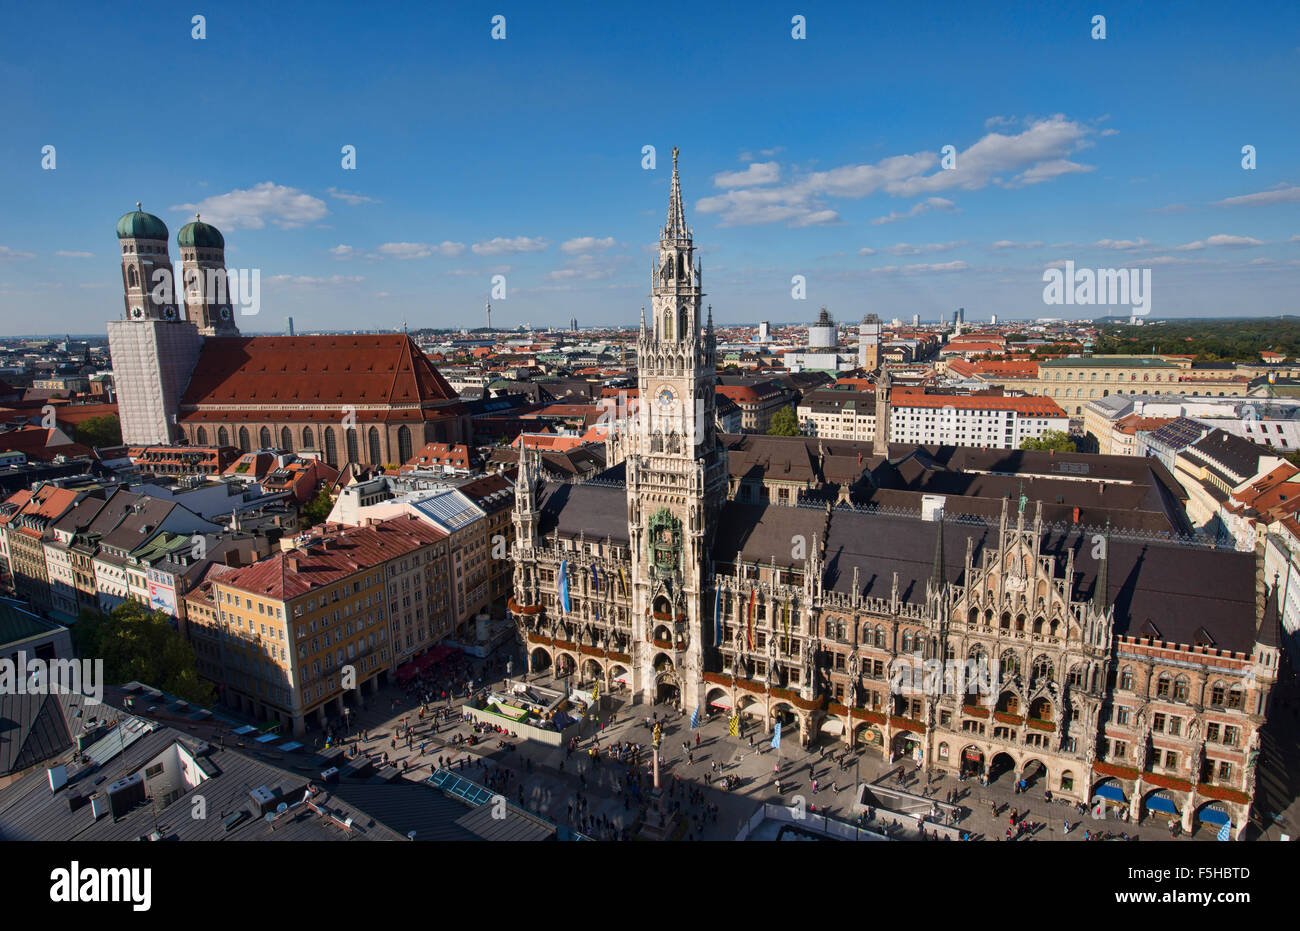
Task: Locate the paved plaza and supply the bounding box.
[250,647,1269,842]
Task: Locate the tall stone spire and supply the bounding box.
[664,146,688,239]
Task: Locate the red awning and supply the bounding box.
[396,644,460,681]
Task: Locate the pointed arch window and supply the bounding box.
[280,427,293,450]
[397,425,412,463]
[368,426,382,465]
[346,428,359,464]
[324,427,337,465]
[127,265,138,288]
[259,427,272,449]
[196,426,208,445]
[302,426,314,450]
[218,426,229,447]
[238,427,250,452]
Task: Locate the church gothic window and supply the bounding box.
[324,428,337,465]
[368,427,382,465]
[398,425,412,463]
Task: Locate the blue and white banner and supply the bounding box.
[771,721,782,750]
[559,559,571,614]
[690,706,700,729]
[1218,821,1231,841]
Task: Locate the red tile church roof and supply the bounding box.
[180,335,461,416]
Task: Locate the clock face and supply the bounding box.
[219,306,232,320]
[656,385,678,409]
[164,306,176,319]
[131,307,144,319]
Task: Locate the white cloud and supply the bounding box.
[1212,183,1300,208]
[991,240,1044,250]
[560,236,617,255]
[0,246,35,261]
[472,237,548,256]
[858,247,877,256]
[1173,234,1265,251]
[870,197,958,226]
[713,162,781,187]
[1091,238,1152,251]
[265,274,365,287]
[696,115,1101,227]
[377,241,465,259]
[55,250,94,258]
[326,187,380,206]
[171,182,328,230]
[1010,159,1094,186]
[870,261,970,275]
[328,244,354,258]
[887,241,965,256]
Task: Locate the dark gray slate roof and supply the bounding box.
[537,482,629,545]
[814,507,1259,653]
[713,501,827,570]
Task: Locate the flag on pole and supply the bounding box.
[747,588,756,649]
[1217,820,1231,841]
[618,567,627,597]
[771,721,782,750]
[559,559,571,614]
[592,680,599,701]
[591,564,599,591]
[690,706,700,729]
[728,714,739,737]
[783,596,790,651]
[713,586,722,646]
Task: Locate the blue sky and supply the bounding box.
[1,0,1298,336]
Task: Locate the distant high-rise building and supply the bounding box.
[912,313,920,327]
[809,307,837,349]
[758,321,770,342]
[858,313,881,371]
[485,302,492,330]
[570,316,578,332]
[286,316,295,336]
[990,313,998,326]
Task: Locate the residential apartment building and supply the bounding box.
[185,516,452,735]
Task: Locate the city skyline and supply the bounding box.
[2,0,1299,336]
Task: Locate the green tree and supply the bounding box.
[1020,430,1076,452]
[768,405,800,436]
[300,489,333,527]
[73,414,122,448]
[73,601,213,705]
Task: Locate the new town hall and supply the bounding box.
[509,152,1281,836]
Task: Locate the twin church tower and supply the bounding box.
[108,207,239,446]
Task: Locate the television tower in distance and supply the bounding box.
[485,302,492,331]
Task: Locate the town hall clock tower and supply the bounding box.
[625,149,728,711]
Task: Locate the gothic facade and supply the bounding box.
[508,153,1278,837]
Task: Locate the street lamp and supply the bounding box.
[343,706,351,740]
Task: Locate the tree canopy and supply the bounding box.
[73,600,213,705]
[1020,430,1076,452]
[73,414,121,449]
[300,489,333,527]
[767,405,800,436]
